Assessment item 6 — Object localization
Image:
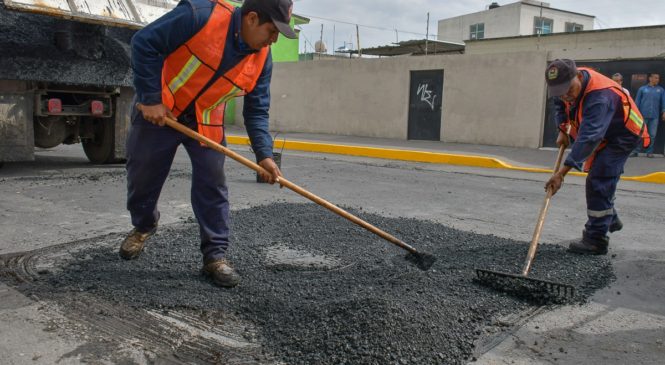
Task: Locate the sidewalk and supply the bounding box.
[225,126,665,183]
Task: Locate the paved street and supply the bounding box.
[1,143,663,364]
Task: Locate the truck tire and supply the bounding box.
[82,118,115,164]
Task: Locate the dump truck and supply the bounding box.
[0,0,178,166]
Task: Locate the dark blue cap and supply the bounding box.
[546,59,577,97]
[242,0,297,39]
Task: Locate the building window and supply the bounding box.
[469,23,485,40]
[565,22,584,32]
[534,17,553,35]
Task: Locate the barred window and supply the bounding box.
[565,22,584,32]
[470,23,485,40]
[534,17,553,35]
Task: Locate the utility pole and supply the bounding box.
[425,12,430,56]
[356,24,362,58]
[395,28,399,44]
[332,24,336,56]
[319,24,324,59]
[537,1,543,50]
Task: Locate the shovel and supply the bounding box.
[164,117,436,270]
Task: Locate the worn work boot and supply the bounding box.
[202,259,241,288]
[568,233,609,255]
[119,227,157,260]
[609,216,623,233]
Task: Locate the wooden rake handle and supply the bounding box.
[164,117,419,254]
[521,144,566,276]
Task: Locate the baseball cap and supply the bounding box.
[242,0,297,39]
[545,59,577,97]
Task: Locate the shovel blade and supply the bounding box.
[405,252,437,271]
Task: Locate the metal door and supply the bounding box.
[408,70,443,141]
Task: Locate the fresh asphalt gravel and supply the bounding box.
[0,2,134,87]
[30,202,614,365]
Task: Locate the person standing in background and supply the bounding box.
[632,73,665,157]
[611,73,630,96]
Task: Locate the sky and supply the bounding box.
[291,0,665,53]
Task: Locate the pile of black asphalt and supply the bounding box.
[36,203,614,365]
[0,1,134,87]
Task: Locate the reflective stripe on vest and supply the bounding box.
[161,1,269,144]
[201,86,240,125]
[168,55,203,95]
[626,107,646,135]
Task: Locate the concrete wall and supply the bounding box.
[237,51,549,148]
[465,25,665,61]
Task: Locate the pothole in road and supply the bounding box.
[0,203,614,364]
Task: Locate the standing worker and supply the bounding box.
[632,73,665,158]
[544,59,650,255]
[120,0,297,287]
[611,73,630,96]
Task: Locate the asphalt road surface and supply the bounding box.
[1,144,663,364]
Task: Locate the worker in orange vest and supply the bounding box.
[121,0,296,287]
[544,59,649,255]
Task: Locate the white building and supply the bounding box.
[437,1,594,43]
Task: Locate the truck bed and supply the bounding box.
[0,0,175,87]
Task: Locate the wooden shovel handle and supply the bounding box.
[521,144,566,275]
[164,117,418,254]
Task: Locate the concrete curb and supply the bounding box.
[226,136,665,185]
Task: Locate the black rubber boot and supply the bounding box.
[568,231,609,255]
[609,216,623,233]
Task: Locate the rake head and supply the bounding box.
[475,268,576,304]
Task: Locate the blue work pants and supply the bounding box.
[584,148,629,240]
[125,109,230,263]
[643,117,660,154]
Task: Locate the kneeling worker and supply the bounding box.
[544,59,650,255]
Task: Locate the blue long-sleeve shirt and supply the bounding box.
[554,70,640,175]
[131,0,274,161]
[635,84,665,119]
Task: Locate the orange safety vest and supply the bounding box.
[561,67,650,171]
[161,0,269,144]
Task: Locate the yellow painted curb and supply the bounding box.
[226,136,665,185]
